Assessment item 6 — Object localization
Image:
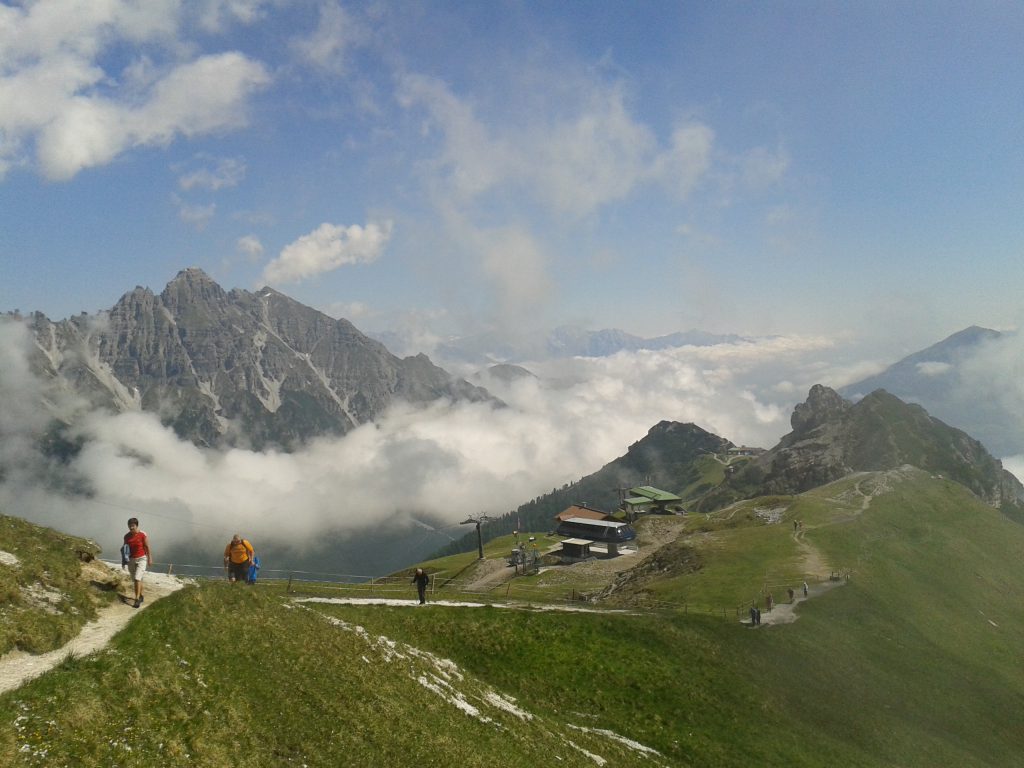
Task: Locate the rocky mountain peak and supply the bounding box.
[698,385,1024,516]
[790,384,851,435]
[160,267,227,311]
[24,270,495,451]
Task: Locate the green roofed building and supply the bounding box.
[624,485,683,516]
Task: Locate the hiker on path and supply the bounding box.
[224,534,255,584]
[766,593,774,612]
[749,605,757,627]
[411,568,430,604]
[755,606,761,625]
[802,581,809,598]
[787,587,795,602]
[122,517,151,609]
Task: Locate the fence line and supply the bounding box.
[121,559,849,621]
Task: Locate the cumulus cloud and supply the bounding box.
[397,73,717,218]
[0,3,270,179]
[261,220,394,285]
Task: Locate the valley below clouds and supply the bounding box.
[2,316,1022,576]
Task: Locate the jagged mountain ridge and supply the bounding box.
[839,325,1021,457]
[697,384,1024,517]
[23,268,493,449]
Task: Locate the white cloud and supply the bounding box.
[916,361,952,376]
[196,0,272,33]
[291,2,366,73]
[651,123,715,200]
[479,227,552,326]
[0,2,270,180]
[177,155,247,190]
[174,197,216,229]
[739,145,790,190]
[236,234,265,260]
[397,73,717,218]
[261,220,394,285]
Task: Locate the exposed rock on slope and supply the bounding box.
[697,384,1024,517]
[22,268,494,449]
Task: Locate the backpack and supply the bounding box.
[247,554,261,584]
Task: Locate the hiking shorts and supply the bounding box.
[128,556,147,582]
[228,560,249,582]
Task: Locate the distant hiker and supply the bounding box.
[802,581,809,598]
[122,517,151,609]
[223,534,255,584]
[411,568,430,604]
[793,520,798,532]
[755,607,761,625]
[247,554,261,585]
[766,593,774,612]
[749,605,757,627]
[787,587,795,602]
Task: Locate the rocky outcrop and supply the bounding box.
[698,386,1024,516]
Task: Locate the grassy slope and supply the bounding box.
[3,469,1024,766]
[0,585,661,767]
[321,469,1024,767]
[0,514,114,655]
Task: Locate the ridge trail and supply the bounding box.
[0,564,187,695]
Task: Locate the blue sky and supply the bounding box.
[4,1,1024,557]
[2,1,1023,357]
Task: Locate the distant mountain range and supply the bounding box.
[17,268,492,450]
[840,326,1020,457]
[372,325,749,365]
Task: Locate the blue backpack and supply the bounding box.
[247,554,261,584]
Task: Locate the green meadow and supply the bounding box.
[2,467,1024,766]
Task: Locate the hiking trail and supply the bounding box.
[0,563,187,695]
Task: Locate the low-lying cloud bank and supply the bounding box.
[1,319,1021,574]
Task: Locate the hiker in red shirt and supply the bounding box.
[122,517,152,609]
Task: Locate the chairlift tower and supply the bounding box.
[461,513,491,559]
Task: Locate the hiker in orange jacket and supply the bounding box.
[224,534,255,584]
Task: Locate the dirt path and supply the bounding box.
[295,596,633,613]
[753,579,845,626]
[0,563,187,695]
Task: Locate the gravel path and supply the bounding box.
[0,562,188,695]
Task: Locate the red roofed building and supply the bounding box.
[554,503,613,523]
